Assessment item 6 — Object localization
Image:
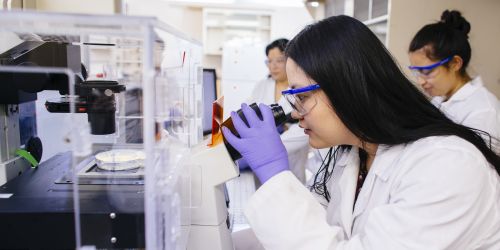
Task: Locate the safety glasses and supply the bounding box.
[408,56,452,79]
[281,84,320,116]
[265,56,286,66]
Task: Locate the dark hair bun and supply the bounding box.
[440,10,471,38]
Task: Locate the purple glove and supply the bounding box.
[236,157,250,170]
[222,103,289,183]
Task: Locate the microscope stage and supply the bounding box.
[55,151,145,185]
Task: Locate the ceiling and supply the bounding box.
[166,0,305,8]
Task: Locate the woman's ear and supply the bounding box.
[450,55,464,73]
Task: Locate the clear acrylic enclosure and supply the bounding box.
[0,10,202,249]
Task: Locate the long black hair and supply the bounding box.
[409,10,471,76]
[285,15,499,202]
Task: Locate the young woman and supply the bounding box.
[408,10,499,142]
[251,38,290,104]
[245,38,310,183]
[223,15,500,249]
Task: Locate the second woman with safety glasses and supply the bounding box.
[408,10,500,144]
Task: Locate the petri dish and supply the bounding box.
[95,149,145,171]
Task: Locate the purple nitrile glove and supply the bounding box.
[236,157,250,170]
[222,103,289,183]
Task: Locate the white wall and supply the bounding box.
[388,0,500,98]
[35,0,117,14]
[124,1,203,41]
[270,7,313,40]
[124,1,312,90]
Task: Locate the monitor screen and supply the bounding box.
[202,69,217,135]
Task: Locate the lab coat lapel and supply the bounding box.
[336,148,359,238]
[351,145,405,222]
[352,178,370,221]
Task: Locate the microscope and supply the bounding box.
[186,102,286,250]
[0,38,286,250]
[0,39,151,249]
[0,40,125,185]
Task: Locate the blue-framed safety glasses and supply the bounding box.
[281,84,321,116]
[408,56,452,79]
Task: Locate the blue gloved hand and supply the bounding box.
[222,103,289,183]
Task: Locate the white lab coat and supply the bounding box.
[248,78,310,183]
[244,136,500,249]
[431,76,500,141]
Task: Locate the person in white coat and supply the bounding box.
[408,10,500,146]
[222,15,500,249]
[253,38,290,106]
[246,38,310,183]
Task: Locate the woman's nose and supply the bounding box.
[417,76,427,86]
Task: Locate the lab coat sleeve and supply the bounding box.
[245,145,498,250]
[361,146,497,249]
[245,171,347,250]
[461,109,500,141]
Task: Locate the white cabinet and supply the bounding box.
[326,0,389,44]
[355,0,389,44]
[353,0,388,21]
[203,8,271,55]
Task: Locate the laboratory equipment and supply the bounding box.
[221,102,286,160]
[0,10,202,250]
[226,170,257,231]
[0,40,125,185]
[94,149,145,171]
[202,68,217,135]
[0,9,285,250]
[186,101,287,250]
[186,137,238,250]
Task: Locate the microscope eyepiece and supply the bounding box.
[269,103,286,126]
[222,103,287,161]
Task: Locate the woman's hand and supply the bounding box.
[222,103,290,183]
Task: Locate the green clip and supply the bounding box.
[15,149,39,168]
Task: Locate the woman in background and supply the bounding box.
[408,10,499,146]
[251,38,290,105]
[246,38,310,183]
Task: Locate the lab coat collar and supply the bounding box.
[352,144,406,222]
[335,147,359,238]
[371,144,406,182]
[337,146,358,167]
[336,145,406,237]
[442,76,483,103]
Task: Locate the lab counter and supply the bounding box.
[0,152,145,249]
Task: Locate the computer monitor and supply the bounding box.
[202,68,217,135]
